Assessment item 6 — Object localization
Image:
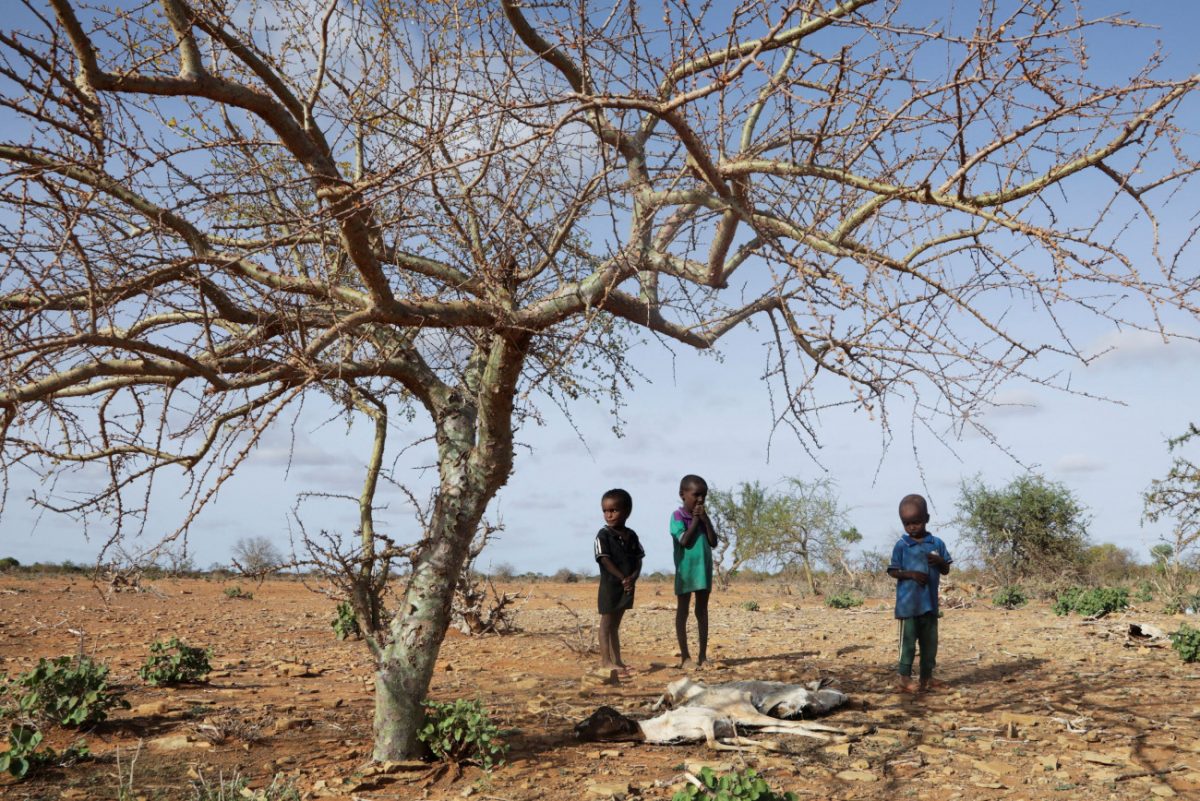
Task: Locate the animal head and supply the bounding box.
[573,706,641,742]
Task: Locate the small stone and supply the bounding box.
[273,716,308,733]
[823,743,851,757]
[835,769,878,782]
[1041,755,1059,771]
[147,734,212,752]
[585,779,630,798]
[1149,784,1177,797]
[685,760,734,773]
[130,701,170,716]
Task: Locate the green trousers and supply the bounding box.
[897,612,938,678]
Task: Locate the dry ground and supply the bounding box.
[0,575,1197,800]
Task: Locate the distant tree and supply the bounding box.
[954,475,1090,584]
[1143,424,1200,603]
[1083,543,1136,584]
[707,481,782,589]
[713,478,848,595]
[231,536,283,576]
[820,526,863,580]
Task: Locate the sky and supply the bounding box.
[3,1,1199,576]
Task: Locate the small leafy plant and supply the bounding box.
[138,637,213,686]
[1134,581,1154,603]
[740,600,760,612]
[0,724,89,780]
[418,698,508,771]
[672,767,797,801]
[1169,623,1200,663]
[6,655,128,727]
[223,586,253,600]
[825,591,864,609]
[331,602,361,641]
[1053,587,1128,617]
[992,585,1028,609]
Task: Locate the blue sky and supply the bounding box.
[3,1,1199,575]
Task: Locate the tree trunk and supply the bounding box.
[801,551,818,596]
[371,401,491,761]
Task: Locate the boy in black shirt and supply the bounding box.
[594,488,644,676]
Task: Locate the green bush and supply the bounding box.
[138,638,213,686]
[331,602,361,641]
[672,767,796,801]
[418,698,508,771]
[5,655,128,727]
[0,557,19,571]
[1053,586,1128,617]
[992,585,1028,609]
[825,592,864,609]
[1134,580,1154,603]
[0,724,88,780]
[1169,623,1200,663]
[740,600,760,612]
[223,586,253,600]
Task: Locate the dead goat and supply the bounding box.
[574,677,846,750]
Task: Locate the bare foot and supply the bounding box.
[920,677,947,692]
[617,664,636,677]
[896,676,918,694]
[679,658,697,670]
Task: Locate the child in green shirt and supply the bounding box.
[670,474,719,668]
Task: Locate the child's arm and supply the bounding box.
[599,555,627,583]
[928,542,952,575]
[698,503,718,547]
[887,566,928,586]
[679,505,716,548]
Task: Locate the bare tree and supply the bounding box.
[1,0,1196,759]
[231,536,283,576]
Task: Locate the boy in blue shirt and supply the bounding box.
[886,494,952,693]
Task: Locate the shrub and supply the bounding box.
[1053,586,1128,617]
[672,767,796,801]
[418,698,508,770]
[1169,623,1200,663]
[1134,580,1154,603]
[825,591,864,609]
[0,724,88,780]
[6,655,128,727]
[1164,593,1200,615]
[0,557,19,571]
[192,769,301,801]
[551,567,580,583]
[223,586,253,600]
[740,600,760,611]
[992,585,1028,609]
[138,638,213,686]
[331,602,361,641]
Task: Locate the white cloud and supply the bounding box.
[1086,329,1200,369]
[1054,454,1107,474]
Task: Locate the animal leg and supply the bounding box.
[753,723,836,740]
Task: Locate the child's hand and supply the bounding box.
[908,570,929,586]
[622,576,635,593]
[927,552,945,567]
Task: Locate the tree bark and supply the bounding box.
[371,397,487,760]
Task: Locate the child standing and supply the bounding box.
[671,474,719,669]
[594,488,643,675]
[886,493,952,693]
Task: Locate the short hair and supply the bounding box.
[602,488,633,513]
[898,494,928,517]
[679,474,708,493]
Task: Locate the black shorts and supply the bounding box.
[598,579,634,614]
